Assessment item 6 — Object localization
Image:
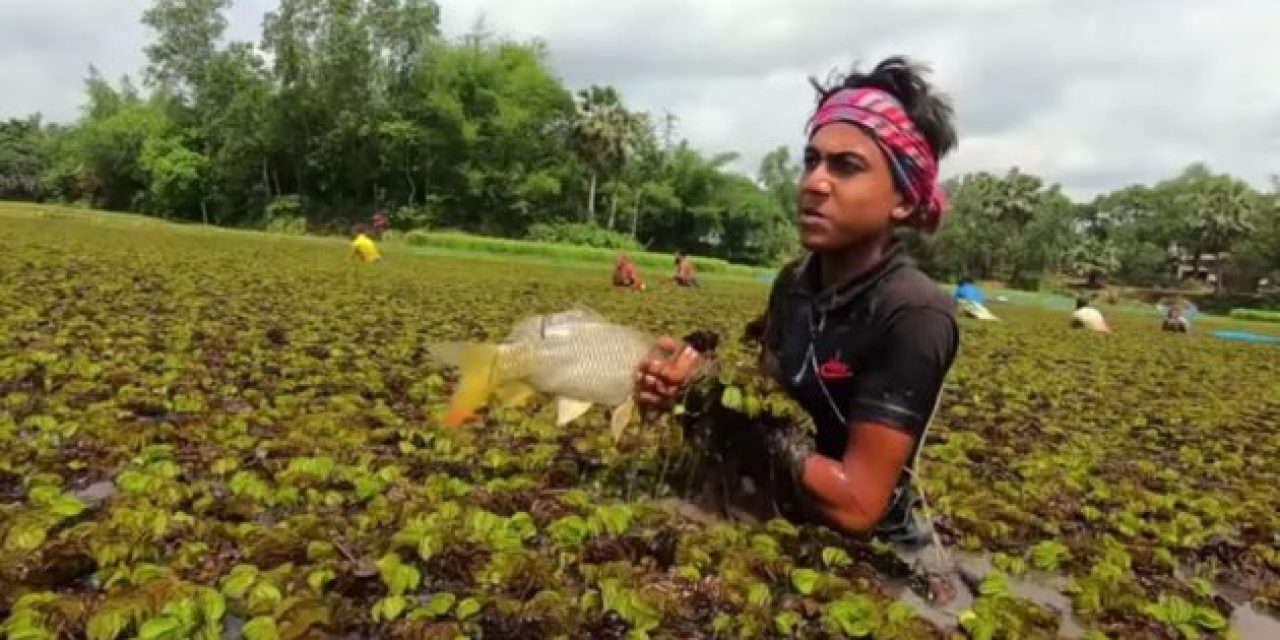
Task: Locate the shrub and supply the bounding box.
[264,196,307,235]
[1229,308,1280,323]
[394,204,434,231]
[526,222,641,250]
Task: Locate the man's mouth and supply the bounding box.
[799,208,827,224]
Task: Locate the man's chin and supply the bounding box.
[799,234,841,253]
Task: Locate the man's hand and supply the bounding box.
[764,427,815,489]
[634,336,702,416]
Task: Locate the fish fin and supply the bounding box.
[494,381,537,408]
[609,397,636,442]
[555,397,594,426]
[442,344,500,428]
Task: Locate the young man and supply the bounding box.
[636,56,960,542]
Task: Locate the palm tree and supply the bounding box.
[569,86,635,224]
[1175,169,1258,291]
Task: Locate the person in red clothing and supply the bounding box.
[371,210,389,240]
[612,254,645,290]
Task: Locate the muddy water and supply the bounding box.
[1232,605,1280,640]
[70,479,117,506]
[890,545,1280,640]
[649,496,1280,639]
[889,545,1088,638]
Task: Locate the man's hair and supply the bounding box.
[809,56,958,162]
[1076,298,1090,309]
[957,276,972,286]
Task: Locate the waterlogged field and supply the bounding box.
[1,206,1279,640]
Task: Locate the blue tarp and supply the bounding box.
[1210,330,1280,345]
[954,282,985,304]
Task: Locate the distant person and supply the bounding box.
[350,225,382,263]
[1070,298,1111,332]
[953,277,997,320]
[674,251,699,287]
[612,254,645,290]
[1159,298,1195,333]
[371,210,389,240]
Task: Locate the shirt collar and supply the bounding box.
[788,239,911,313]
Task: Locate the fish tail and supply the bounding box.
[441,344,501,428]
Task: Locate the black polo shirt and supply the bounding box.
[759,240,959,486]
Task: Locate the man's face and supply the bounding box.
[796,123,908,252]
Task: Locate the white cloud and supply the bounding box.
[3,0,1277,200]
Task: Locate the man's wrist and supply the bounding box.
[788,440,814,487]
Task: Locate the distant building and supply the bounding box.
[1167,244,1229,283]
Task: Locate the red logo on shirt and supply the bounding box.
[818,358,852,380]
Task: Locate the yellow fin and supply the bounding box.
[556,397,594,426]
[609,396,635,442]
[494,381,537,408]
[442,344,500,428]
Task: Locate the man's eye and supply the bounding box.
[828,155,862,177]
[802,153,821,171]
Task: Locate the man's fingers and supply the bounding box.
[670,345,701,375]
[654,336,680,353]
[640,358,668,377]
[638,358,684,389]
[636,390,669,407]
[634,373,679,401]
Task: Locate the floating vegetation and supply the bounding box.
[1,212,1278,639]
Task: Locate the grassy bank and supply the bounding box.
[401,230,773,279]
[1,202,775,282]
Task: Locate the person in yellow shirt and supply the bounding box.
[350,225,382,263]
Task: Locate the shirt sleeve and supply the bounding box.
[844,306,959,440]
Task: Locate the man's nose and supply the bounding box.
[801,168,833,196]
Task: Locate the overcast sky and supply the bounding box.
[2,0,1278,200]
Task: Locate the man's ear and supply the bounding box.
[889,197,913,223]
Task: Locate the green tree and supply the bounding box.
[140,134,210,222]
[0,116,48,201]
[141,0,231,98]
[928,169,1080,285]
[569,85,637,224]
[1228,180,1280,290]
[1170,165,1260,291]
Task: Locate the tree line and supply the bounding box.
[0,0,1276,291]
[916,166,1279,293]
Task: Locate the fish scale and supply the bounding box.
[526,321,654,407]
[435,309,657,435]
